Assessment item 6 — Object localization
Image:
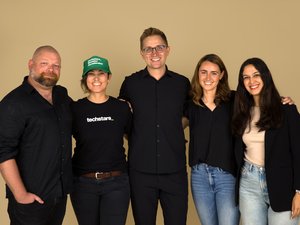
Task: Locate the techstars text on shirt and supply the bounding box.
[86,117,114,122]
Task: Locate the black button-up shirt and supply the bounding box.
[119,68,190,173]
[0,77,73,200]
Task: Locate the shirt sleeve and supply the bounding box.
[286,105,300,189]
[183,78,191,118]
[118,77,130,101]
[124,104,133,135]
[0,100,25,163]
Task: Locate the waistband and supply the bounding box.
[81,170,123,180]
[243,160,265,172]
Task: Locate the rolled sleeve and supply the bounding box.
[0,101,24,163]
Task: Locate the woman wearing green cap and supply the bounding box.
[70,56,132,225]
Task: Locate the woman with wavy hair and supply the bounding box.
[232,57,300,225]
[184,54,239,225]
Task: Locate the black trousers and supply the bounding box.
[129,169,188,225]
[70,174,130,225]
[8,196,67,225]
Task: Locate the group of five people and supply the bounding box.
[0,27,299,225]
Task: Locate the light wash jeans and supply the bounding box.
[240,160,300,225]
[191,163,240,225]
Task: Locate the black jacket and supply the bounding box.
[235,104,300,211]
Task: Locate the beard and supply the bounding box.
[34,72,59,87]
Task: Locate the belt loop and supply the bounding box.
[248,162,253,172]
[244,160,252,172]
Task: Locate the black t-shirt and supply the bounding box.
[119,67,191,174]
[71,96,132,176]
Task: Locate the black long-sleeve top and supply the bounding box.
[0,76,73,200]
[119,67,191,174]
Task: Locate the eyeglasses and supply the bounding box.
[142,45,167,54]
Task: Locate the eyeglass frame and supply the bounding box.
[141,45,168,55]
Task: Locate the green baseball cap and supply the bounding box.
[82,56,111,77]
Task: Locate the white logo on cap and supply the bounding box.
[87,58,103,66]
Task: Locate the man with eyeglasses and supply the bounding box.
[0,45,73,225]
[119,27,191,225]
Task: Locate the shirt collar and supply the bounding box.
[21,76,57,94]
[142,65,173,78]
[21,76,36,94]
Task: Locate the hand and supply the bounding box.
[281,96,294,105]
[182,117,189,129]
[15,191,44,204]
[291,192,300,219]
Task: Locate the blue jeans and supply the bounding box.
[191,163,239,225]
[70,173,130,225]
[240,161,300,225]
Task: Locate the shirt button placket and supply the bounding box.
[156,124,160,157]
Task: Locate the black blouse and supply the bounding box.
[185,93,236,175]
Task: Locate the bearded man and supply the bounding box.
[0,45,73,225]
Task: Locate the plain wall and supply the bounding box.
[0,1,299,224]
